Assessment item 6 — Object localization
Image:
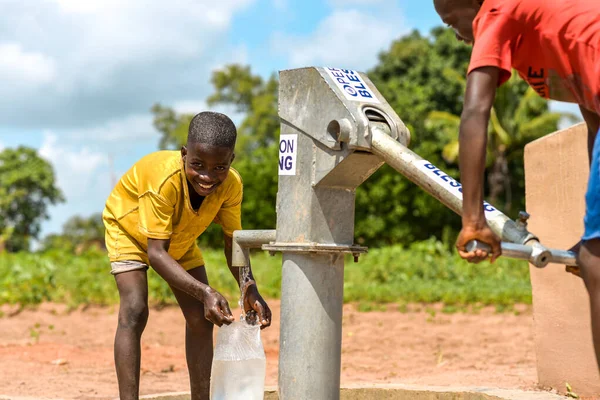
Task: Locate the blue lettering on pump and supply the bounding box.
[279,139,294,153]
[483,203,496,212]
[421,162,499,214]
[279,156,293,171]
[344,85,358,96]
[326,67,379,103]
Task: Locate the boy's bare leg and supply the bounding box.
[114,270,149,400]
[169,266,214,400]
[578,239,600,370]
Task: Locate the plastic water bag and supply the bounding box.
[210,321,266,400]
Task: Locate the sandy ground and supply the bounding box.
[0,301,539,400]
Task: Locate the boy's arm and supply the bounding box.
[579,105,600,164]
[455,66,502,263]
[223,233,272,328]
[147,238,234,326]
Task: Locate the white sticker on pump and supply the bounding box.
[324,67,380,104]
[278,134,298,176]
[413,160,503,219]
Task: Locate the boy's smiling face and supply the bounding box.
[181,142,235,197]
[434,0,482,45]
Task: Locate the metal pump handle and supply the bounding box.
[465,240,577,268]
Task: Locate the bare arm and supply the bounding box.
[147,238,209,301]
[148,238,234,326]
[579,105,600,164]
[459,66,499,227]
[455,66,502,263]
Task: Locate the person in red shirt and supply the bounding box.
[434,0,600,369]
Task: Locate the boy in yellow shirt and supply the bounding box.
[102,111,271,400]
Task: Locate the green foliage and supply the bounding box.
[41,213,106,253]
[344,238,531,306]
[151,104,194,150]
[0,241,531,309]
[0,147,64,252]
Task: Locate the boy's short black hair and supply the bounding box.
[187,111,237,148]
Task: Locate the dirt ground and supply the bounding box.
[0,301,539,400]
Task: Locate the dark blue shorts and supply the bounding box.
[584,128,600,241]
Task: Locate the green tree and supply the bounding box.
[40,233,72,253]
[63,213,105,252]
[62,213,104,244]
[151,104,194,150]
[0,146,64,252]
[41,213,105,253]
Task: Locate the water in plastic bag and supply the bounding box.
[210,321,266,400]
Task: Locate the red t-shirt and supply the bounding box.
[468,0,600,114]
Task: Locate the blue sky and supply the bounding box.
[0,0,580,239]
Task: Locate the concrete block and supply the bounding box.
[524,122,600,397]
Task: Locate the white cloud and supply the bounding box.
[209,44,250,75]
[54,0,100,14]
[67,114,156,145]
[0,0,255,129]
[37,130,113,235]
[0,43,57,85]
[0,141,4,152]
[272,6,406,72]
[39,131,108,201]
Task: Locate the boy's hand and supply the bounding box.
[202,286,234,327]
[456,222,501,263]
[242,280,272,330]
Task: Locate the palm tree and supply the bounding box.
[426,70,576,214]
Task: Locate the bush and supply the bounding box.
[0,239,531,309]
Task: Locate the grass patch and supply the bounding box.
[0,238,531,309]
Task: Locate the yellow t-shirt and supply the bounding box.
[102,150,243,270]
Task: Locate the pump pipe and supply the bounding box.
[231,230,277,268]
